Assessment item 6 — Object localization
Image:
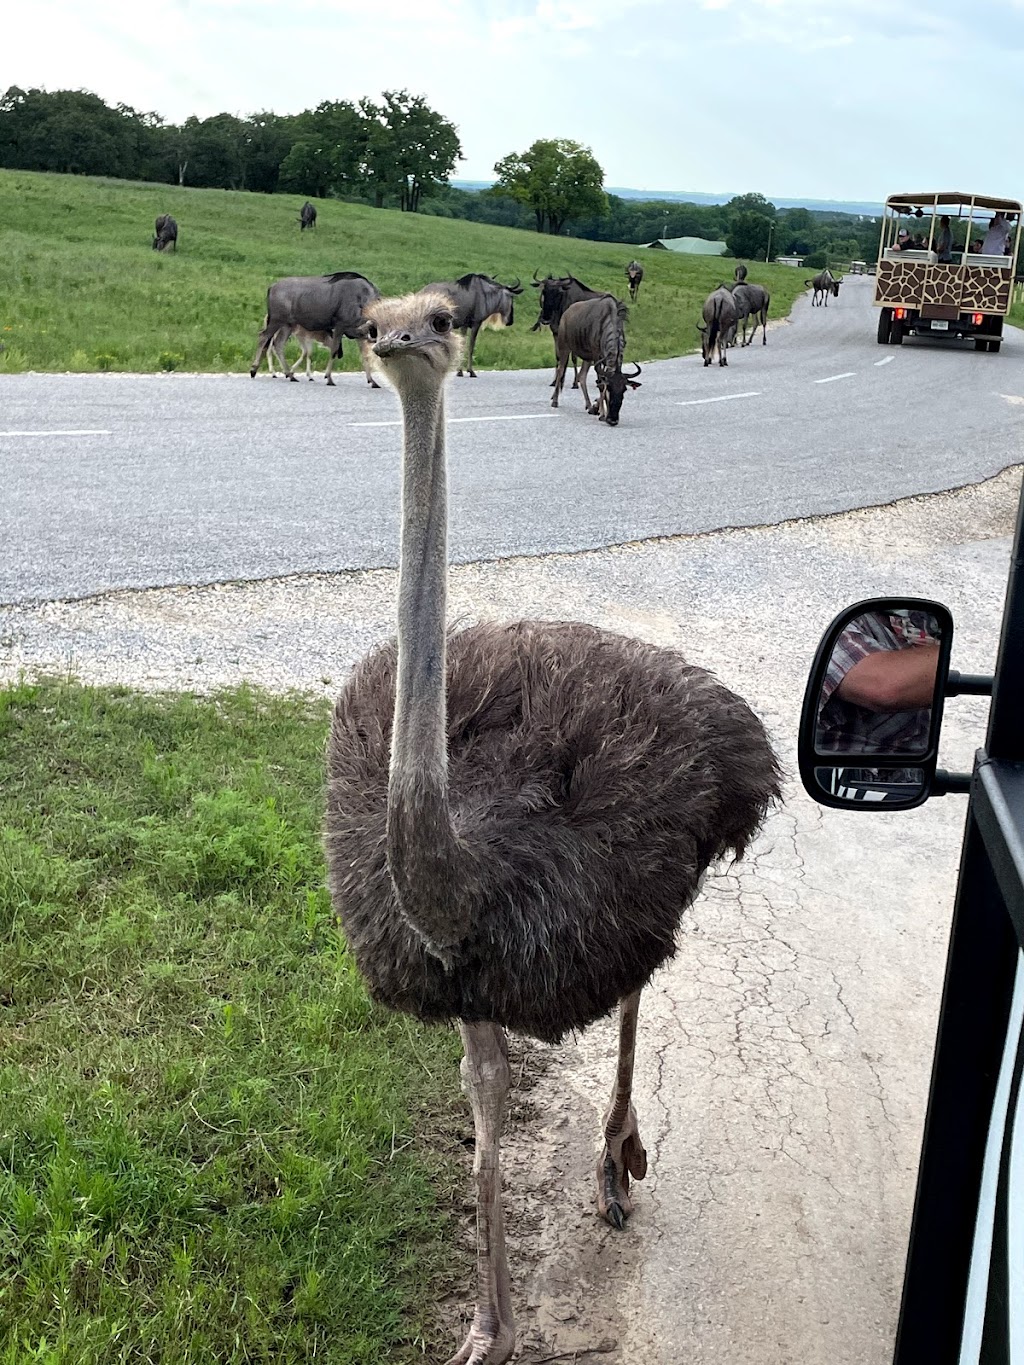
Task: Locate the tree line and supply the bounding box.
[0,86,461,211]
[0,86,880,260]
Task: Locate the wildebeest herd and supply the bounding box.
[147,205,824,420]
[697,264,773,367]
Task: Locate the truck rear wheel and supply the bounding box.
[990,340,1002,353]
[975,338,990,352]
[877,308,892,344]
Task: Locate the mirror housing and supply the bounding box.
[798,598,954,811]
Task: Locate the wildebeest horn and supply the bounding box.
[625,362,642,378]
[506,277,523,293]
[532,268,543,283]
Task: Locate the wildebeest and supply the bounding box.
[530,272,609,386]
[422,273,523,378]
[550,295,641,426]
[153,214,177,252]
[807,268,841,306]
[626,259,644,303]
[250,272,382,386]
[299,201,317,231]
[733,263,748,283]
[698,286,738,367]
[265,324,330,380]
[727,282,771,347]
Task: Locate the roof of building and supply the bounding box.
[641,236,727,254]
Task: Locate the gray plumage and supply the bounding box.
[326,618,780,1044]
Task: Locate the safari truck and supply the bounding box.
[874,191,1021,351]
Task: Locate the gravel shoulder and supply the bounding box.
[3,466,1021,1363]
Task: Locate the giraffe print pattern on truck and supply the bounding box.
[875,260,1012,314]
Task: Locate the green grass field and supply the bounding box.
[0,169,808,374]
[0,679,467,1364]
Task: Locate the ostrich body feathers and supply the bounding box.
[326,620,780,1044]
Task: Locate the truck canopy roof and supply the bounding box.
[885,191,1023,214]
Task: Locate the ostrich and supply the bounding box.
[325,291,781,1365]
[734,263,748,282]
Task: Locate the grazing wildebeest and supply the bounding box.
[729,282,771,346]
[550,295,641,427]
[733,263,748,283]
[806,268,841,306]
[423,273,523,377]
[530,272,609,386]
[299,201,317,231]
[250,272,382,386]
[626,259,644,302]
[698,286,738,367]
[153,214,177,252]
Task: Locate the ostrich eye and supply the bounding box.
[431,313,452,334]
[366,323,378,341]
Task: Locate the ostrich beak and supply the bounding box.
[373,330,415,359]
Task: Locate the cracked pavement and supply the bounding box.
[1,456,1022,1362]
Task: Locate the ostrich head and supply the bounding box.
[365,291,463,389]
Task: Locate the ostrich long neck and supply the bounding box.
[387,374,471,954]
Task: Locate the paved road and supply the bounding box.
[2,276,1022,602]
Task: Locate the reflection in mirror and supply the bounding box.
[814,766,928,807]
[815,608,943,758]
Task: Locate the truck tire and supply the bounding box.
[975,338,990,352]
[990,340,1002,353]
[877,308,892,344]
[891,319,904,345]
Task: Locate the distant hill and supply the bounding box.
[453,180,882,219]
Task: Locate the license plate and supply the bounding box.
[931,320,949,331]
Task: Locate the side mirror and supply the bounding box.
[798,598,954,810]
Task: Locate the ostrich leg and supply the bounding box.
[448,1021,515,1365]
[596,989,648,1229]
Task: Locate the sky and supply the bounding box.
[6,0,1024,203]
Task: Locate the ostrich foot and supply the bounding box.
[596,1105,647,1230]
[445,1317,516,1365]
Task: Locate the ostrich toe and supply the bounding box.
[445,1320,515,1365]
[596,1111,647,1228]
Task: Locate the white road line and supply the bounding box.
[677,391,761,406]
[814,372,856,384]
[350,413,557,428]
[874,356,895,367]
[0,428,112,437]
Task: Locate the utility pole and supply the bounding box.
[766,222,774,262]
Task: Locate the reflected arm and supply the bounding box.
[836,643,939,711]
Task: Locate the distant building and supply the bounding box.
[641,236,727,255]
[775,255,805,267]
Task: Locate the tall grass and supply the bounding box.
[0,678,466,1364]
[0,169,808,373]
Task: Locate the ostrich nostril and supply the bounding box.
[401,333,411,343]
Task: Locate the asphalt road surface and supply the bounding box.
[2,276,1022,603]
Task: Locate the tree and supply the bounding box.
[0,86,162,178]
[355,91,461,210]
[725,191,777,220]
[492,139,607,235]
[241,111,296,195]
[726,211,775,261]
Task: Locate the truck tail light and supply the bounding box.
[894,308,908,320]
[972,312,984,326]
